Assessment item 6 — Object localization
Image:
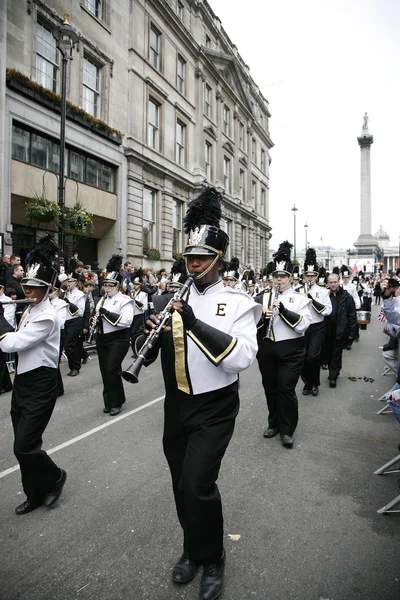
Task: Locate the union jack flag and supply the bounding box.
[378,308,386,322]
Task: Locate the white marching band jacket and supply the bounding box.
[0,299,60,374]
[132,290,148,317]
[136,280,262,395]
[96,291,134,335]
[50,296,68,330]
[65,288,86,321]
[296,283,332,324]
[256,286,312,341]
[342,282,361,310]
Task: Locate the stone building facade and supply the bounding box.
[0,0,273,269]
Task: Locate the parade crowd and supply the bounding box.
[0,187,399,600]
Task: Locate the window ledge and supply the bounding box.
[80,4,111,34]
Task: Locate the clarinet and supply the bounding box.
[122,274,196,383]
[87,293,107,344]
[263,284,281,341]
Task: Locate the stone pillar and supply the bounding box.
[354,114,378,253]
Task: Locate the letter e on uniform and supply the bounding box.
[216,303,226,316]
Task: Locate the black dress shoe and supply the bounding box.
[103,407,111,413]
[321,364,328,370]
[172,552,197,583]
[329,380,337,388]
[302,386,311,396]
[200,550,225,600]
[68,370,79,377]
[263,427,278,438]
[280,434,294,447]
[110,407,121,416]
[15,499,42,515]
[311,386,319,396]
[44,469,67,507]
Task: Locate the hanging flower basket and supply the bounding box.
[25,193,60,224]
[143,246,161,260]
[64,202,94,236]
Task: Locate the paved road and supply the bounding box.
[1,304,400,600]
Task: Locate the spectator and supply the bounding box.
[0,253,10,278]
[374,279,382,305]
[7,265,25,300]
[5,255,21,283]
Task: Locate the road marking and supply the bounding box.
[0,395,165,480]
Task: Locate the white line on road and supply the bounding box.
[0,395,165,480]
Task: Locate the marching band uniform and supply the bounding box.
[95,255,133,416]
[63,274,86,376]
[298,253,332,396]
[130,271,148,339]
[0,236,67,515]
[0,278,14,393]
[341,266,361,349]
[133,188,261,600]
[222,257,240,289]
[255,241,312,447]
[49,275,68,397]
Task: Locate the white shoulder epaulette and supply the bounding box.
[225,287,254,299]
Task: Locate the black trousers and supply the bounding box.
[163,381,239,562]
[257,337,305,436]
[130,314,144,353]
[64,318,83,372]
[96,329,130,410]
[323,334,347,381]
[10,367,61,504]
[301,321,326,389]
[0,349,12,393]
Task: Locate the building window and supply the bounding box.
[205,34,211,48]
[150,25,161,70]
[261,148,265,172]
[251,181,256,209]
[12,123,116,193]
[220,218,231,260]
[252,138,256,163]
[205,84,212,118]
[148,99,160,151]
[177,56,185,94]
[223,157,230,192]
[239,169,245,201]
[172,199,183,253]
[35,20,58,92]
[83,0,101,18]
[177,0,184,20]
[261,188,266,216]
[205,141,212,180]
[241,225,247,264]
[176,121,185,165]
[82,56,100,117]
[239,122,244,150]
[143,188,156,248]
[223,105,230,136]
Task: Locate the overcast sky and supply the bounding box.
[210,0,400,252]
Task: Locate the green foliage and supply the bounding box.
[64,202,94,236]
[25,193,60,224]
[143,246,161,260]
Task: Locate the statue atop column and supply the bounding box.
[362,112,369,132]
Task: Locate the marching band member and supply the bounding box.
[341,265,361,349]
[245,270,258,297]
[133,188,261,600]
[255,241,312,448]
[292,266,302,291]
[93,255,133,416]
[63,272,86,377]
[0,236,67,515]
[222,257,240,289]
[299,249,332,397]
[130,269,148,341]
[259,263,274,292]
[166,257,188,293]
[49,274,68,397]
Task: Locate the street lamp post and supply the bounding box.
[291,204,298,260]
[304,222,308,251]
[53,13,78,268]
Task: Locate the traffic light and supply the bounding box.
[379,262,384,271]
[363,264,366,272]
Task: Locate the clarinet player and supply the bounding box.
[255,241,312,448]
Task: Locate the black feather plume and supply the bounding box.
[262,261,274,277]
[332,266,340,275]
[273,241,293,263]
[170,257,187,277]
[28,235,58,268]
[229,257,240,272]
[305,248,317,267]
[183,187,223,234]
[341,264,350,275]
[106,254,123,273]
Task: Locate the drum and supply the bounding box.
[357,310,371,330]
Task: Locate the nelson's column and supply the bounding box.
[353,112,378,258]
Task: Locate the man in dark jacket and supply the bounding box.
[323,272,357,387]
